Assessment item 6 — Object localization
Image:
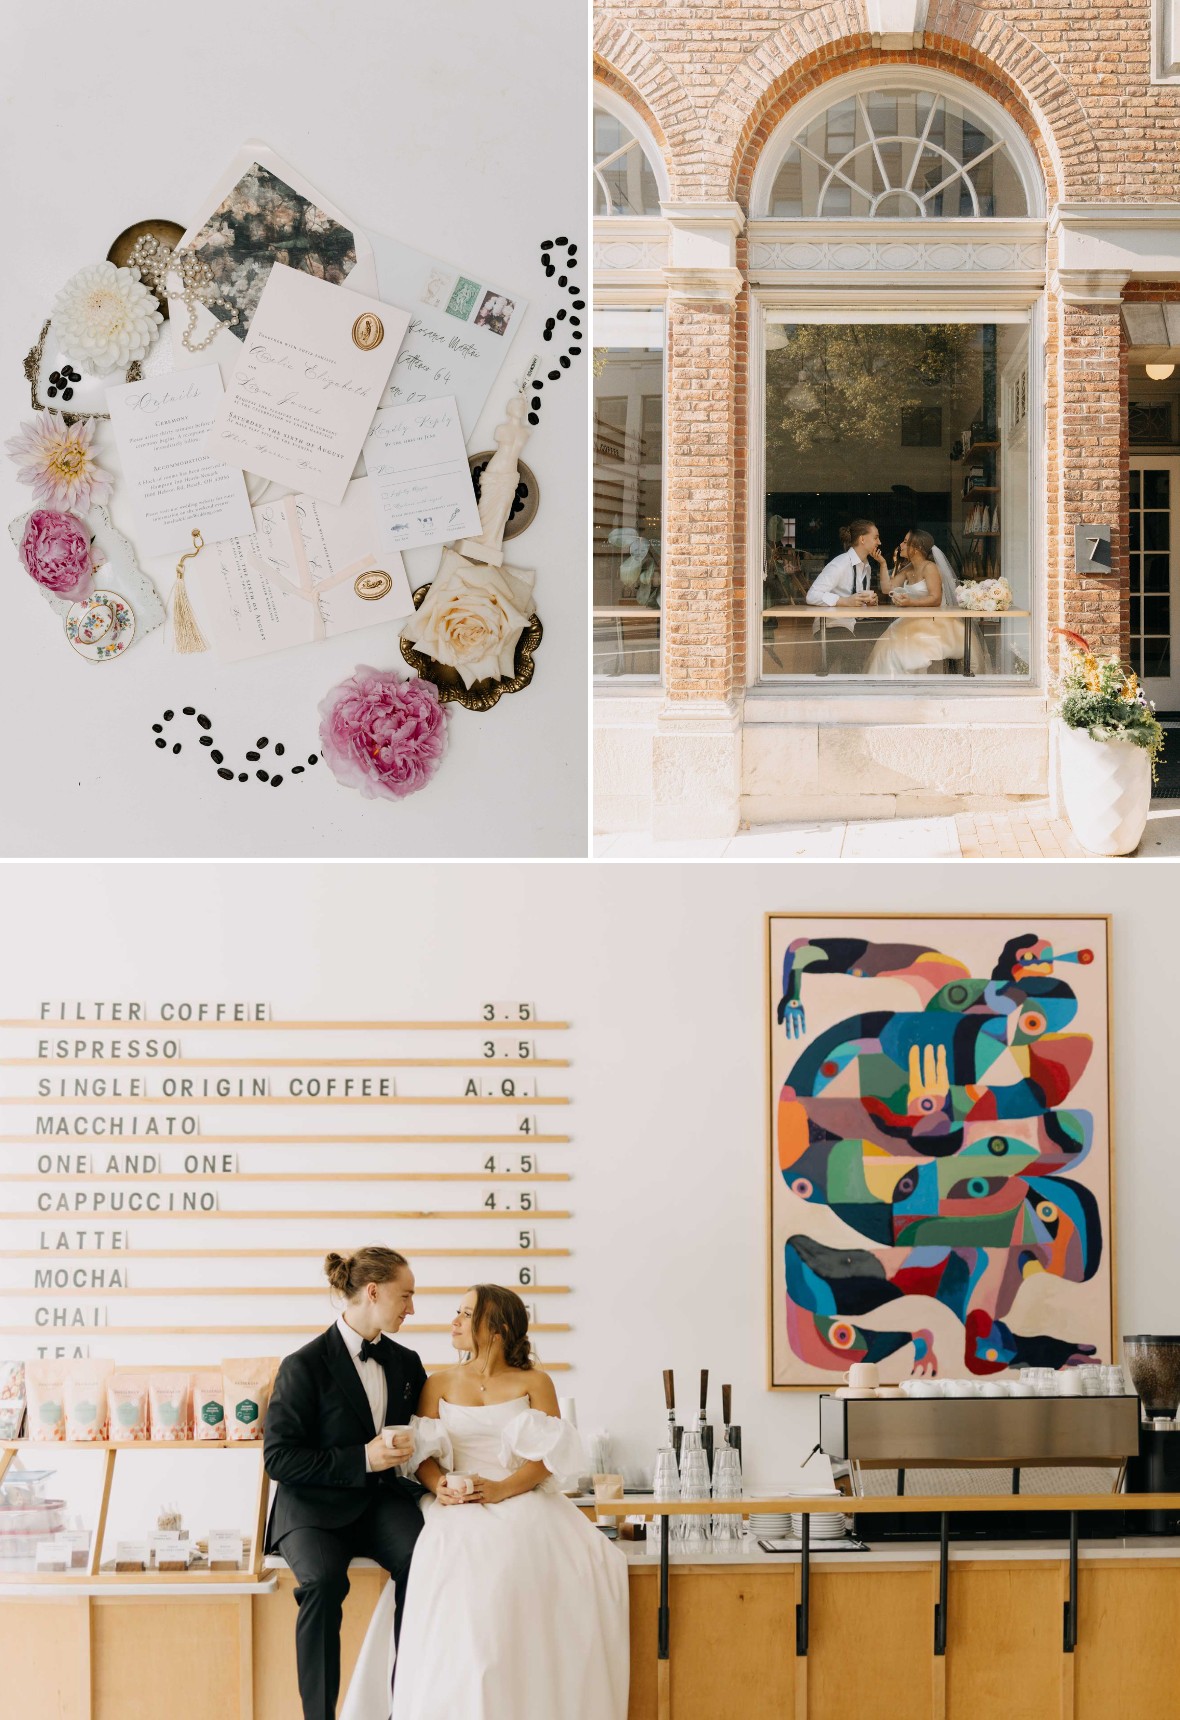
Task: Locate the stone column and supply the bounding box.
[653,202,745,839]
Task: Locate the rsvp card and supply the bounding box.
[364,396,480,553]
[106,365,253,557]
[206,264,407,506]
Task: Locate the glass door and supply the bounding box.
[1130,456,1180,708]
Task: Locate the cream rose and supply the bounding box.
[403,550,535,688]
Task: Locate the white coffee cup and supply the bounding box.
[979,1382,1008,1398]
[447,1473,475,1496]
[911,1380,940,1398]
[845,1363,879,1390]
[1058,1371,1084,1397]
[1008,1382,1034,1397]
[382,1425,413,1451]
[946,1379,977,1398]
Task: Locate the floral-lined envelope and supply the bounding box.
[168,144,379,376]
[195,478,412,663]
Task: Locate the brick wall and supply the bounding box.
[597,3,1175,699]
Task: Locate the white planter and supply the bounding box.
[1057,723,1152,856]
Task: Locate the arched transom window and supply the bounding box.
[767,84,1032,219]
[594,103,664,217]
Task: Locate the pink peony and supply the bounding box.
[318,665,448,802]
[5,410,111,512]
[19,509,94,598]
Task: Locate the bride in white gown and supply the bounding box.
[340,1285,629,1720]
[867,530,966,675]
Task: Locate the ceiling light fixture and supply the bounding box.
[1145,362,1176,381]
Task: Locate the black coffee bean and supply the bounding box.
[559,356,570,369]
[163,710,174,721]
[217,767,234,781]
[307,754,319,766]
[199,736,212,747]
[570,317,580,328]
[531,397,540,410]
[534,377,544,387]
[238,773,248,782]
[197,714,211,730]
[256,770,269,782]
[570,346,582,356]
[542,329,551,341]
[152,724,162,733]
[572,298,585,308]
[270,775,283,787]
[292,765,304,775]
[154,737,166,749]
[211,750,223,764]
[49,371,61,385]
[183,706,195,715]
[274,743,285,757]
[246,751,260,761]
[548,370,560,381]
[556,308,567,321]
[256,737,268,748]
[61,388,73,401]
[172,743,182,754]
[527,412,539,425]
[541,240,553,250]
[47,387,58,399]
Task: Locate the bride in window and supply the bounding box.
[868,530,966,675]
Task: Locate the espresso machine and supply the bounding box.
[1123,1335,1180,1534]
[819,1391,1140,1542]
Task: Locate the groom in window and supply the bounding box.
[264,1247,426,1720]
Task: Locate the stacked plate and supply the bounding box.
[748,1512,790,1537]
[790,1512,847,1540]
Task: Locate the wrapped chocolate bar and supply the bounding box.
[222,1359,276,1442]
[0,1361,25,1440]
[192,1371,226,1441]
[149,1376,191,1442]
[107,1376,149,1443]
[64,1360,115,1441]
[25,1361,66,1442]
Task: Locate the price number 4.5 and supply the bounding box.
[482,1155,538,1174]
[482,1189,536,1213]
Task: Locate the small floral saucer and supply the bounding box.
[65,588,136,662]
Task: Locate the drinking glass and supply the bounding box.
[650,1445,682,1556]
[678,1435,712,1551]
[711,1445,743,1545]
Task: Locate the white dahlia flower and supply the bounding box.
[52,261,163,377]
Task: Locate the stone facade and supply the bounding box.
[594,1,1180,836]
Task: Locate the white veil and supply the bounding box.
[931,544,959,609]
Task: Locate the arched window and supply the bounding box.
[594,98,666,217]
[755,75,1039,220]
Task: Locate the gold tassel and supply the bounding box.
[169,528,208,654]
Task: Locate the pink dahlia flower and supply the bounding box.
[318,666,448,802]
[4,409,112,513]
[19,509,94,598]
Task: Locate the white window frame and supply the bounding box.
[1154,0,1180,81]
[748,67,1046,221]
[593,306,669,689]
[594,86,670,217]
[745,293,1046,696]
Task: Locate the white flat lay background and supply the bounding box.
[0,0,587,857]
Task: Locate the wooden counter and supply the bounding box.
[6,1509,1180,1718]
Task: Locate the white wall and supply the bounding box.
[2,860,1175,1489]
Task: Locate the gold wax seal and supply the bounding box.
[355,569,394,601]
[351,312,384,351]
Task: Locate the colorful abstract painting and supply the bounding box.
[766,916,1114,1388]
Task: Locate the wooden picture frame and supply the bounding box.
[765,913,1115,1390]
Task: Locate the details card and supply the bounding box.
[364,396,480,553]
[105,365,254,557]
[206,264,407,505]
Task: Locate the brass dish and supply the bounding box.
[466,453,539,540]
[400,583,542,711]
[106,220,187,318]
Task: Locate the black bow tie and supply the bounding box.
[358,1338,382,1364]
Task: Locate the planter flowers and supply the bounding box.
[1054,630,1164,856]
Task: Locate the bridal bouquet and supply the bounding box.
[957,576,1012,612]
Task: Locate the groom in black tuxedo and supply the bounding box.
[264,1248,427,1720]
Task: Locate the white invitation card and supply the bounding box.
[206,264,407,505]
[369,234,526,438]
[196,478,412,662]
[364,396,480,553]
[105,365,254,557]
